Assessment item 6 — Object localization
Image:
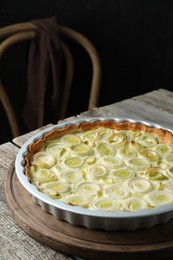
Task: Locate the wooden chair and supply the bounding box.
[0,22,101,138]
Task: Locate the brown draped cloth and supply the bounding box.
[23,16,63,131]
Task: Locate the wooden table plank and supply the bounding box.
[13,89,173,148]
[81,88,173,129]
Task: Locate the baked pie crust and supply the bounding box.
[24,119,173,213]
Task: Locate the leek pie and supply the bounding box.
[25,119,173,212]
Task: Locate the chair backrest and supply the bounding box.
[0,22,101,138]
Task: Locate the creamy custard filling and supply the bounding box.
[25,123,173,212]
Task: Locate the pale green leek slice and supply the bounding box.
[106,184,129,199]
[123,198,148,211]
[136,133,158,147]
[155,144,173,157]
[129,141,142,151]
[108,130,132,143]
[45,142,64,157]
[64,156,84,168]
[41,181,70,196]
[32,169,57,183]
[76,181,101,196]
[127,158,150,171]
[32,151,56,168]
[146,167,168,181]
[139,148,159,161]
[63,194,90,207]
[111,168,135,180]
[61,170,83,183]
[103,156,123,168]
[83,129,99,142]
[91,198,120,211]
[107,132,127,148]
[119,147,137,159]
[147,190,173,206]
[97,127,113,140]
[87,164,107,179]
[96,142,115,156]
[54,147,70,158]
[127,177,151,194]
[60,134,81,145]
[71,143,93,156]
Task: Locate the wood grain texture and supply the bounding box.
[81,89,173,129]
[13,89,173,148]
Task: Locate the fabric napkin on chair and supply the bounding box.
[23,16,63,131]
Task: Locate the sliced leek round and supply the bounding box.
[32,169,57,183]
[140,148,159,161]
[60,134,81,145]
[64,156,84,168]
[76,181,101,196]
[123,198,148,211]
[103,156,123,168]
[87,164,107,179]
[106,184,129,199]
[111,168,135,180]
[127,158,150,171]
[45,142,63,154]
[45,141,70,158]
[119,147,137,159]
[32,151,56,168]
[108,132,128,148]
[155,144,173,157]
[96,142,115,156]
[71,143,93,156]
[41,181,70,196]
[63,194,90,207]
[61,170,83,183]
[91,198,120,211]
[97,127,113,140]
[136,133,158,147]
[146,167,168,181]
[127,177,151,194]
[83,129,99,141]
[147,190,173,206]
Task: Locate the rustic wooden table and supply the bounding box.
[0,88,173,260]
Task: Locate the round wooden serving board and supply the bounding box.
[5,162,173,260]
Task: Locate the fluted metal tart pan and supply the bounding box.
[15,117,173,231]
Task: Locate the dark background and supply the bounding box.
[0,0,173,144]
